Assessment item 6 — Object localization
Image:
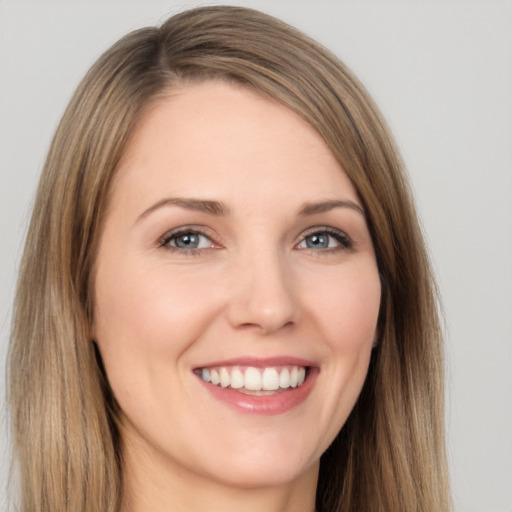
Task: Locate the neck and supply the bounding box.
[120,435,319,512]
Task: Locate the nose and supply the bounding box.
[225,248,298,334]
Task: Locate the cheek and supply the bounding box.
[92,262,227,434]
[94,261,218,352]
[305,264,381,352]
[292,263,381,453]
[92,260,226,410]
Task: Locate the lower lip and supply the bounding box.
[197,369,318,415]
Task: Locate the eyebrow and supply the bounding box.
[298,200,365,217]
[137,196,364,222]
[138,197,230,220]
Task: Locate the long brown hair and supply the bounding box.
[8,6,450,511]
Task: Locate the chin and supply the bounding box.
[190,439,321,490]
[204,459,318,490]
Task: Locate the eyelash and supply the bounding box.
[158,226,353,255]
[298,227,354,253]
[159,227,216,256]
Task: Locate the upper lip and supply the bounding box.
[194,355,316,370]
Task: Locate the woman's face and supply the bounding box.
[93,81,381,490]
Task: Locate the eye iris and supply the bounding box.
[175,233,199,249]
[306,233,329,249]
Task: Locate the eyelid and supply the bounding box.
[157,224,353,254]
[158,225,220,251]
[295,226,353,250]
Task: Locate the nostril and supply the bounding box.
[224,260,298,333]
[234,317,295,334]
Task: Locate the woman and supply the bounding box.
[7,6,450,511]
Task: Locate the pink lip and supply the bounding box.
[194,355,316,370]
[194,356,319,416]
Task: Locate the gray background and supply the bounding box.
[1,1,511,511]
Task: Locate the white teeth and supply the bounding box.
[220,367,230,388]
[230,368,244,389]
[199,365,308,392]
[279,368,290,388]
[210,369,220,385]
[290,366,298,388]
[297,367,306,386]
[262,368,279,391]
[244,367,262,390]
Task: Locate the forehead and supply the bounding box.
[113,80,360,211]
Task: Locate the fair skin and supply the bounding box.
[93,80,381,512]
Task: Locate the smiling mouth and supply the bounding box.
[195,365,309,395]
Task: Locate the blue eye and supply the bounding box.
[303,233,331,249]
[162,230,213,250]
[297,230,352,251]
